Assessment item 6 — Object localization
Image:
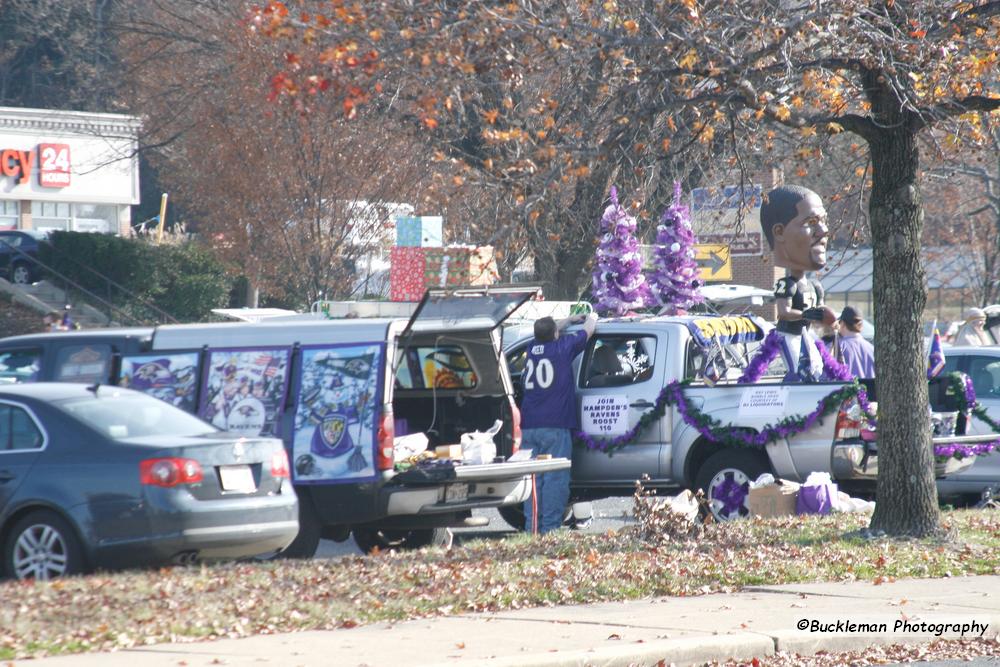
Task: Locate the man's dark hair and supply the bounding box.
[534,316,557,342]
[760,184,816,249]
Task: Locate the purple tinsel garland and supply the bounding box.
[578,331,999,462]
[737,329,783,383]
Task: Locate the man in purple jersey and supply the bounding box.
[521,310,597,534]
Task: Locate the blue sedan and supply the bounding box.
[0,383,298,580]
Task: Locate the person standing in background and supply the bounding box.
[953,308,992,347]
[835,306,875,379]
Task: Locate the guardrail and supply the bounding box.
[0,237,179,326]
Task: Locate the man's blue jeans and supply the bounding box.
[522,428,572,534]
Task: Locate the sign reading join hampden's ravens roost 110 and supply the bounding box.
[291,343,384,484]
[197,348,291,438]
[119,352,199,413]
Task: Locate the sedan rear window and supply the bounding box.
[60,392,217,439]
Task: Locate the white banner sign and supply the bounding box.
[581,395,630,436]
[737,386,789,417]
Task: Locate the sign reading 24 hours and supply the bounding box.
[0,143,71,188]
[38,143,71,187]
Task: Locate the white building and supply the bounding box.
[0,106,140,235]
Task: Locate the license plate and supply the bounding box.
[219,465,256,493]
[445,484,469,503]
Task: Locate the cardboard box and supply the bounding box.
[435,444,463,460]
[748,479,800,518]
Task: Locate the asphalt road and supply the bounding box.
[315,495,636,558]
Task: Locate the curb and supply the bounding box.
[425,634,775,667]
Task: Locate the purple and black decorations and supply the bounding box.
[591,186,651,317]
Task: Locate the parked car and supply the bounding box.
[933,345,1000,499]
[0,383,299,580]
[0,229,44,285]
[0,287,570,557]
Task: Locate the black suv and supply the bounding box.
[0,230,44,285]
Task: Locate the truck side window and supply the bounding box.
[583,336,656,388]
[968,357,1000,398]
[0,349,42,383]
[55,345,112,383]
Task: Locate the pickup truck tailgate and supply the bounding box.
[382,458,571,517]
[454,458,571,481]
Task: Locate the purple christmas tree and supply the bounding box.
[649,181,703,315]
[591,187,652,316]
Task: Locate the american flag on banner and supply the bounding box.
[927,329,946,378]
[264,364,278,378]
[255,353,273,366]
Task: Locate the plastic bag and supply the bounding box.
[461,419,503,465]
[665,489,700,523]
[750,473,776,489]
[796,479,838,515]
[803,471,833,486]
[393,432,429,463]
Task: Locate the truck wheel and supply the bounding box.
[694,449,770,522]
[352,527,446,554]
[498,504,583,531]
[274,498,322,559]
[498,505,526,530]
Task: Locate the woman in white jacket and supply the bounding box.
[953,307,992,346]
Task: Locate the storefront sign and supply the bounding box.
[38,143,71,187]
[0,143,71,188]
[0,148,34,185]
[698,232,764,256]
[581,395,629,436]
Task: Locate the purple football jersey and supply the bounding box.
[520,330,589,429]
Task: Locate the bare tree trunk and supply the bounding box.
[868,121,942,537]
[533,175,613,299]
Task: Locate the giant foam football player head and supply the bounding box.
[760,185,829,273]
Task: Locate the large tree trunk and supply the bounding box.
[532,170,618,300]
[868,122,942,537]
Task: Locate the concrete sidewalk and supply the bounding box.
[14,575,1000,667]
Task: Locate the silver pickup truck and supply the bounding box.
[504,313,974,521]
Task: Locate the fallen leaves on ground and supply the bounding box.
[1,511,998,660]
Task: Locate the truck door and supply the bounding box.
[573,332,666,484]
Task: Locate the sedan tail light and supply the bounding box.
[140,458,204,487]
[270,449,290,478]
